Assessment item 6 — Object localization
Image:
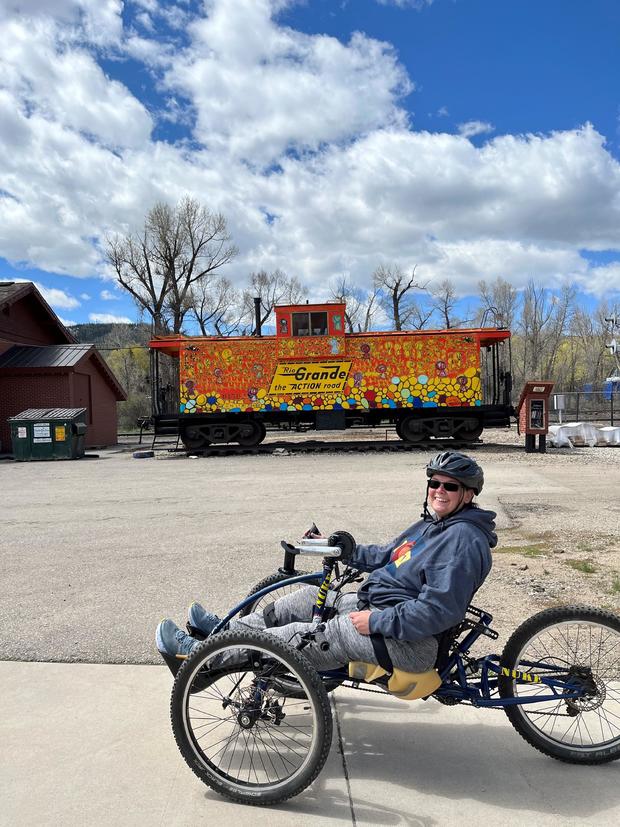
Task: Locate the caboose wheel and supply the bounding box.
[396,415,427,443]
[236,420,266,447]
[455,418,483,441]
[181,426,209,450]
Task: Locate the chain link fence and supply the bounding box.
[550,391,619,426]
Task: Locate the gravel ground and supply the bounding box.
[459,428,620,647]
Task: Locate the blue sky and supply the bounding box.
[0,0,619,329]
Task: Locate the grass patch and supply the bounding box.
[495,544,546,557]
[523,546,546,557]
[566,559,597,574]
[610,574,620,595]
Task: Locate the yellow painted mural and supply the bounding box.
[179,332,482,415]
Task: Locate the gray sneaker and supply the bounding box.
[188,602,221,636]
[156,619,199,659]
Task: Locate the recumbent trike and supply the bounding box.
[167,528,620,806]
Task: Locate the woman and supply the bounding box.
[156,451,496,675]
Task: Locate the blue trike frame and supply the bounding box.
[208,568,587,709]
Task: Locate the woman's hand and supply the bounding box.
[349,610,372,635]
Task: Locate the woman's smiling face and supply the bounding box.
[428,472,474,519]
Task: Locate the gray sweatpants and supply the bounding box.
[228,586,438,672]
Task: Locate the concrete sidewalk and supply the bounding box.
[2,662,619,827]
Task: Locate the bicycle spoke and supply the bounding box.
[182,642,320,788]
[512,618,620,752]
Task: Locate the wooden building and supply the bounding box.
[0,282,126,451]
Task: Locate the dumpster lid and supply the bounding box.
[8,407,87,421]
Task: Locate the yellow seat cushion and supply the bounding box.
[348,661,442,700]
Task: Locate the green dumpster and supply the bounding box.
[9,408,87,461]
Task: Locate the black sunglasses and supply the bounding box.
[428,479,461,492]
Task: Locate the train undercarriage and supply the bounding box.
[154,404,512,450]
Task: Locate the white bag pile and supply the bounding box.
[548,422,620,447]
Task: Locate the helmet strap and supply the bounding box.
[421,481,432,520]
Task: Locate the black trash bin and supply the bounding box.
[9,408,87,461]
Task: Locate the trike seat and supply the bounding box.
[348,661,442,700]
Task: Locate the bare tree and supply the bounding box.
[430,278,462,329]
[242,269,307,333]
[514,281,574,386]
[372,264,426,330]
[477,277,519,329]
[329,275,381,332]
[106,196,238,334]
[406,302,435,330]
[192,275,242,336]
[565,301,619,389]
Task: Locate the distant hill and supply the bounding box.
[68,322,152,348]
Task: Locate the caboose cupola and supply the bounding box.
[274,302,345,338]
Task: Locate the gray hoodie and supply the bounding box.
[352,505,497,642]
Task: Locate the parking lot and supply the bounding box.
[1,440,618,664]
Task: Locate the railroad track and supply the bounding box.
[149,436,483,457]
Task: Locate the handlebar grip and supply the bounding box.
[327,530,356,562]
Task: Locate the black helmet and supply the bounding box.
[426,451,484,494]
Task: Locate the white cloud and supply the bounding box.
[376,0,435,8]
[458,120,495,139]
[242,125,620,290]
[100,289,119,300]
[0,18,152,149]
[164,0,411,164]
[89,312,133,323]
[80,292,91,300]
[12,277,81,308]
[580,262,620,298]
[0,1,124,45]
[0,0,619,310]
[38,285,81,309]
[0,0,123,46]
[58,316,78,326]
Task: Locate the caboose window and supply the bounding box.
[292,311,328,336]
[310,312,328,335]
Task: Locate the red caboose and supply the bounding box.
[150,302,513,448]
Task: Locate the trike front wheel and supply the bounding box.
[499,606,620,764]
[170,629,333,805]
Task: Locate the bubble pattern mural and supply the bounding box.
[178,333,482,415]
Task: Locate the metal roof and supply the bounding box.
[8,408,87,421]
[0,281,25,306]
[0,344,93,369]
[0,342,127,400]
[0,281,77,343]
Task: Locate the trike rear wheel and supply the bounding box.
[239,571,322,618]
[499,606,620,764]
[170,629,333,805]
